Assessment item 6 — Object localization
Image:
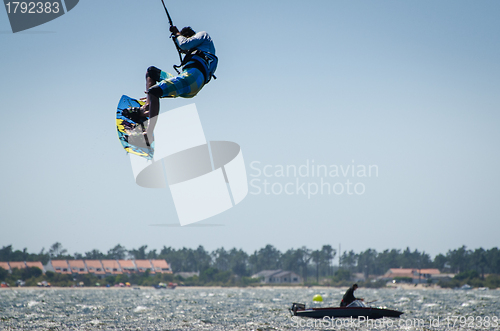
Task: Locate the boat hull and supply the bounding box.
[293,306,403,319]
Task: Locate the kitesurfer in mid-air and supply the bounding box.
[340,284,364,307]
[139,26,217,144]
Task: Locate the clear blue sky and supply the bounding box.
[1,0,499,259]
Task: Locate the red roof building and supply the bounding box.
[50,260,72,274]
[101,260,122,274]
[384,268,440,278]
[1,259,172,278]
[85,260,105,275]
[118,260,137,274]
[418,269,441,275]
[0,262,10,272]
[26,261,45,272]
[151,259,172,274]
[381,268,441,284]
[68,260,88,274]
[8,262,26,270]
[135,260,155,274]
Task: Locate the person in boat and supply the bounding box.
[340,283,364,307]
[140,26,218,143]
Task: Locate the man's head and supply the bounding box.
[353,284,358,290]
[180,26,196,38]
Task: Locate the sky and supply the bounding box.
[1,0,499,260]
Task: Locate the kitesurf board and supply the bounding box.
[116,95,154,160]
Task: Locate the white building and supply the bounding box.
[379,268,446,284]
[252,270,302,284]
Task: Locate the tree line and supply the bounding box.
[340,246,500,279]
[1,243,499,282]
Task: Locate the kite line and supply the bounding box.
[160,0,184,71]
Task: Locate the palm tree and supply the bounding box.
[320,245,336,276]
[49,242,67,258]
[107,244,128,260]
[296,247,312,283]
[311,250,321,283]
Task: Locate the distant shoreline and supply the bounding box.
[0,284,451,290]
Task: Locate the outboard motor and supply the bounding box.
[290,303,306,316]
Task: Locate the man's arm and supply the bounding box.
[175,33,204,52]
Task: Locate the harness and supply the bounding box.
[177,49,218,84]
[159,0,217,84]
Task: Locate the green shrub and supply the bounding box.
[455,270,479,281]
[485,274,500,289]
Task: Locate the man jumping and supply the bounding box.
[140,26,218,144]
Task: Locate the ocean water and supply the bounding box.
[1,287,499,330]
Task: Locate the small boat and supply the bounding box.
[154,282,167,289]
[290,301,403,320]
[36,281,50,287]
[154,282,177,289]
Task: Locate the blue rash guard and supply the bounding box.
[175,31,218,84]
[175,31,216,55]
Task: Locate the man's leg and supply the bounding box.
[144,91,159,142]
[142,67,163,143]
[142,67,205,141]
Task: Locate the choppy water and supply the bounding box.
[1,287,499,330]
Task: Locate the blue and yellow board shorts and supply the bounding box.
[153,67,205,99]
